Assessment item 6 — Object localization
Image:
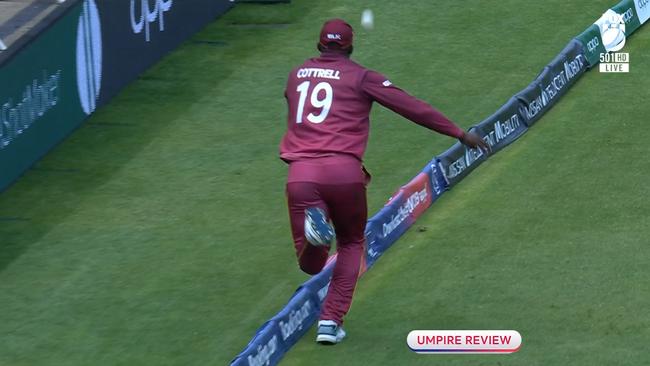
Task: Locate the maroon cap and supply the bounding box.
[319,19,354,49]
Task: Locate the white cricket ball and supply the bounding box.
[361,9,374,30]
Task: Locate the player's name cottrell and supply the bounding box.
[296,68,341,80]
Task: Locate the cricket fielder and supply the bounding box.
[280,19,488,344]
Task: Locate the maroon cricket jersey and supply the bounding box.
[280,52,465,178]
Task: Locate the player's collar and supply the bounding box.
[319,51,350,59]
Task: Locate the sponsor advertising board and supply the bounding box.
[516,40,587,127]
[95,0,233,107]
[0,0,233,191]
[366,171,433,267]
[230,262,334,366]
[634,0,650,23]
[575,24,607,67]
[0,4,84,190]
[612,0,642,34]
[436,139,486,188]
[471,98,527,154]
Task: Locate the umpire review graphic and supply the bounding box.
[407,331,522,354]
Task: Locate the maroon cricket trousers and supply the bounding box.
[286,155,368,325]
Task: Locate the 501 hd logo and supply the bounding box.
[596,10,630,73]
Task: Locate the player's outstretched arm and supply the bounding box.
[361,70,488,152]
[361,70,463,136]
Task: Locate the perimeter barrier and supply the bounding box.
[0,0,234,191]
[231,1,648,365]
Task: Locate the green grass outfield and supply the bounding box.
[1,1,648,365]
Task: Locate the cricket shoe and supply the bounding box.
[316,320,346,344]
[304,207,334,247]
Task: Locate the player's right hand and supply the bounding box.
[460,131,490,153]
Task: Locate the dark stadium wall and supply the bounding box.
[0,0,234,192]
[96,0,234,107]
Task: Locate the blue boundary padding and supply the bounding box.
[231,4,646,363]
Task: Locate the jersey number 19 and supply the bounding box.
[295,81,333,124]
